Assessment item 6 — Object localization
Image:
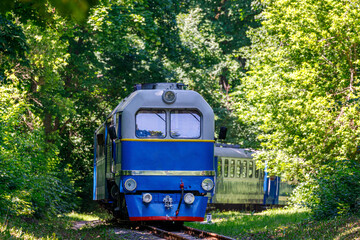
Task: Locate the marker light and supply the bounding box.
[162,90,176,104]
[124,178,137,191]
[201,178,214,191]
[184,193,195,204]
[142,193,152,203]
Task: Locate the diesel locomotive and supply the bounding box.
[93,83,215,221]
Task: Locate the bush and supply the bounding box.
[310,160,360,220]
[288,179,318,209]
[0,86,75,218]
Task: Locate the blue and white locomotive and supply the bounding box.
[93,83,215,221]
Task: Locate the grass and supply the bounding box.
[65,211,105,222]
[2,208,360,239]
[0,211,119,240]
[185,207,360,239]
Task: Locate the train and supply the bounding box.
[93,82,293,222]
[93,83,215,221]
[211,144,294,211]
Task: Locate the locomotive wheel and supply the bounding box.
[110,184,120,199]
[105,182,129,220]
[113,193,129,220]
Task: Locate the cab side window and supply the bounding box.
[96,133,105,158]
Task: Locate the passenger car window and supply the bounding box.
[218,158,222,177]
[224,159,229,178]
[242,160,247,178]
[249,161,253,178]
[170,110,201,138]
[230,159,235,178]
[236,160,241,178]
[136,110,166,138]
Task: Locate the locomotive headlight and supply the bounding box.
[184,193,195,204]
[201,178,214,191]
[142,193,152,203]
[124,178,137,191]
[162,90,176,104]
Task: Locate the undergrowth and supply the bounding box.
[2,208,360,239]
[186,207,360,239]
[0,211,115,240]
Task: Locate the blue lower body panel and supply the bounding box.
[125,193,208,221]
[122,141,214,170]
[120,176,213,193]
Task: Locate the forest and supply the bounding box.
[1,0,360,221]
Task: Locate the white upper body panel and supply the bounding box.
[108,89,214,140]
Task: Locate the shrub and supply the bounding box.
[0,86,75,218]
[310,160,360,220]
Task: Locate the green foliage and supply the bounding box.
[0,14,28,83]
[2,0,360,225]
[30,174,76,218]
[1,0,99,22]
[1,0,264,217]
[0,86,36,214]
[287,180,318,209]
[170,4,262,146]
[191,0,263,55]
[0,86,74,217]
[240,0,360,217]
[310,160,360,220]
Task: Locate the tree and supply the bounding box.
[0,0,265,215]
[0,0,99,22]
[241,0,360,217]
[0,4,79,216]
[167,1,263,146]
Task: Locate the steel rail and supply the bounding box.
[145,225,189,240]
[144,224,236,240]
[182,225,235,240]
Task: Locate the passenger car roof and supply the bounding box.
[214,147,254,159]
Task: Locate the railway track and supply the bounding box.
[143,224,236,240]
[72,218,236,239]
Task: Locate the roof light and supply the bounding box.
[162,90,176,104]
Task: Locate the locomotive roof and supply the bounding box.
[108,87,211,117]
[99,83,214,140]
[214,146,254,159]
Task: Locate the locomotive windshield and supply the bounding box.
[170,110,201,138]
[136,110,166,138]
[135,109,201,139]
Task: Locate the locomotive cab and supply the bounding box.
[94,83,215,221]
